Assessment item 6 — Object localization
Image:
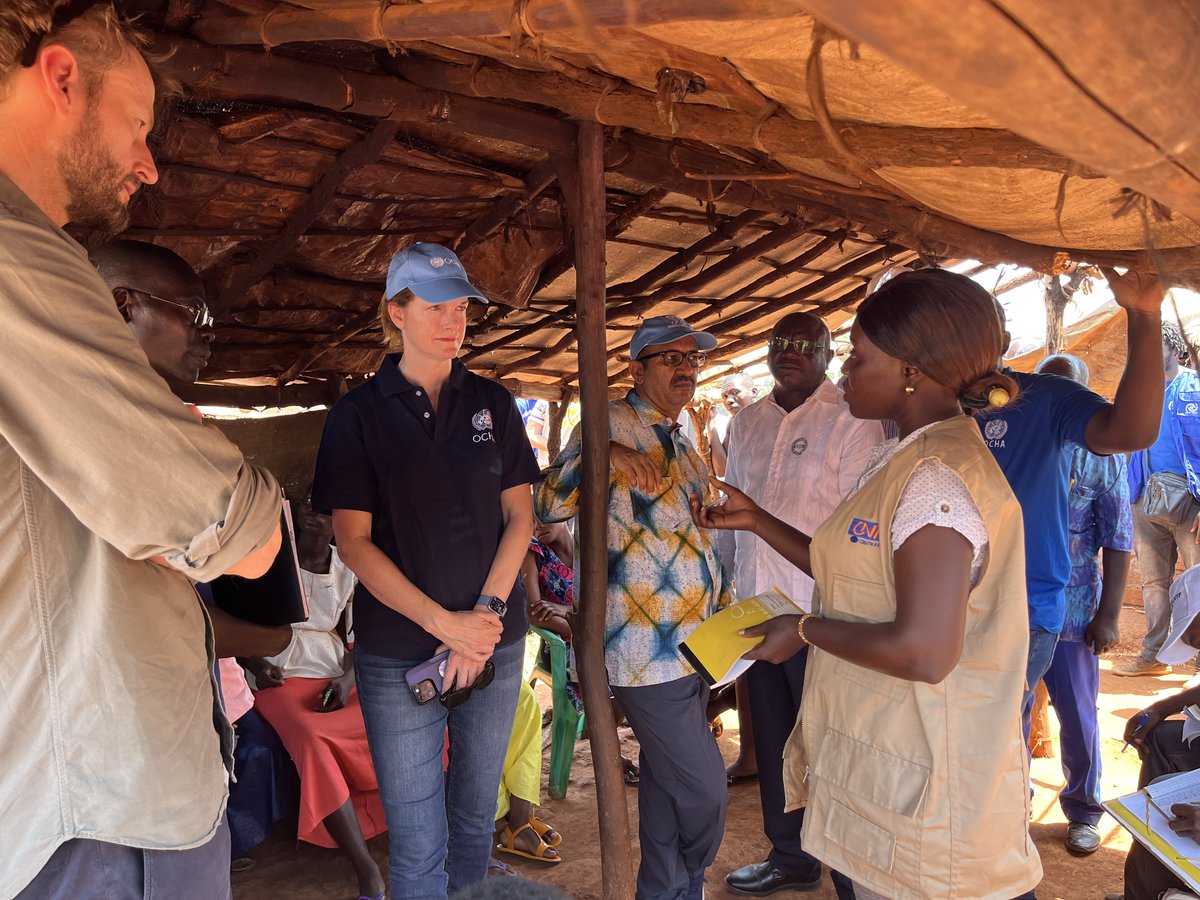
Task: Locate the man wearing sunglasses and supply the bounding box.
[92,239,215,389]
[719,313,883,897]
[537,315,733,900]
[1,7,283,899]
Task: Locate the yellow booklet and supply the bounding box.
[678,587,801,687]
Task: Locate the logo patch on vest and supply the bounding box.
[790,437,808,456]
[847,517,880,546]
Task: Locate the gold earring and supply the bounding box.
[904,385,915,395]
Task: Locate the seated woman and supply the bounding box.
[244,500,387,900]
[494,679,562,865]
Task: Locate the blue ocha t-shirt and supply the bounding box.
[974,369,1108,634]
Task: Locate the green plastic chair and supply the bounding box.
[529,625,585,799]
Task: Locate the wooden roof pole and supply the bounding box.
[556,120,635,900]
[191,0,803,47]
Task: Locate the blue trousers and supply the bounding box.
[1042,638,1103,825]
[613,675,728,900]
[354,639,523,900]
[16,820,232,900]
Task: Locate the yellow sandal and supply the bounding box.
[496,822,562,864]
[530,815,562,848]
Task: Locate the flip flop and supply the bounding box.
[529,815,562,848]
[488,858,517,877]
[496,822,562,864]
[727,771,757,786]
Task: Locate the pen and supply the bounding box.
[1123,711,1151,753]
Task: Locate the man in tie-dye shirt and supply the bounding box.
[537,315,732,900]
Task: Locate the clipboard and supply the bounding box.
[1104,775,1200,893]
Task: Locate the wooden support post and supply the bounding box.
[546,391,570,462]
[560,120,635,900]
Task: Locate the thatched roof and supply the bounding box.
[117,0,1200,405]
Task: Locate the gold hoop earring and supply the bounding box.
[904,385,915,396]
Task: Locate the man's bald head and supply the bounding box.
[91,240,204,306]
[1035,352,1089,387]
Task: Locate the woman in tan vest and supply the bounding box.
[693,270,1041,899]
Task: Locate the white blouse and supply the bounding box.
[850,421,988,587]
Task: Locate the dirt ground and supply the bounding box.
[233,566,1194,900]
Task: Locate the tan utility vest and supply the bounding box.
[782,416,1041,899]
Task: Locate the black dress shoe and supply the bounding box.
[725,861,821,896]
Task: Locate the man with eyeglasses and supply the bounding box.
[1,6,283,898]
[718,312,883,897]
[537,315,733,900]
[91,239,215,388]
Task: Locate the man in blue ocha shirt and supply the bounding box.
[1034,354,1134,856]
[976,270,1165,750]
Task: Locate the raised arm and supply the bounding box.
[1083,269,1166,455]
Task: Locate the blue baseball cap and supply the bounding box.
[630,315,718,361]
[385,242,489,304]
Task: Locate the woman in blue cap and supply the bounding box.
[312,242,540,899]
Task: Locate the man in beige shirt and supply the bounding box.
[0,5,282,898]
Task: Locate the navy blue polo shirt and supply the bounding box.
[312,355,540,660]
[975,369,1108,635]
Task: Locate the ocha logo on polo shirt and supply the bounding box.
[847,517,880,547]
[472,408,495,442]
[983,417,1008,449]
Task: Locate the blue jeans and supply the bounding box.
[1021,628,1059,744]
[355,638,523,900]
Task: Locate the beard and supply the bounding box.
[58,104,135,239]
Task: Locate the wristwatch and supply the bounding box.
[476,594,507,619]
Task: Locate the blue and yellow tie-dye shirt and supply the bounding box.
[535,390,733,687]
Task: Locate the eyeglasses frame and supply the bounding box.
[635,349,709,369]
[120,287,214,329]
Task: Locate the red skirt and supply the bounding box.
[253,676,386,848]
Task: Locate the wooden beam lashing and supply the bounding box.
[156,38,575,153]
[561,120,635,900]
[191,0,804,46]
[397,56,1078,175]
[800,0,1200,226]
[214,114,404,316]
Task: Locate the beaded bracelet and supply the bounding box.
[797,611,815,646]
